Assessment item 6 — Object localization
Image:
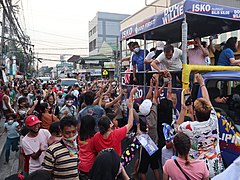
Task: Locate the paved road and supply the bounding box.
[0,116,19,180]
[0,148,19,180]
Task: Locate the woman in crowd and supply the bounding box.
[177,74,224,178]
[92,87,136,156]
[88,148,122,180]
[39,102,58,130]
[163,132,209,180]
[218,37,240,66]
[45,94,59,117]
[78,115,97,179]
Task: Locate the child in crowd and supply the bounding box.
[4,113,20,164]
[47,121,62,145]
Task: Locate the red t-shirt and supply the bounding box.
[78,137,97,173]
[93,126,127,156]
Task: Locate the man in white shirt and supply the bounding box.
[21,115,51,173]
[144,41,165,71]
[151,44,182,87]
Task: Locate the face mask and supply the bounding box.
[134,47,140,53]
[66,100,73,106]
[62,133,78,156]
[23,93,28,96]
[8,120,14,125]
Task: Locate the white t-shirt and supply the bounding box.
[146,51,166,71]
[22,129,51,173]
[155,48,182,70]
[129,52,134,71]
[179,109,224,178]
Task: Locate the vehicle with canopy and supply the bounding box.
[120,0,240,166]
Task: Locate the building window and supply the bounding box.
[93,26,96,34]
[89,39,97,52]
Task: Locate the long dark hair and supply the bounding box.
[173,132,191,165]
[88,148,120,180]
[80,115,96,141]
[225,37,238,52]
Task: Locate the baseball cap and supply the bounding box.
[139,99,152,116]
[25,115,42,127]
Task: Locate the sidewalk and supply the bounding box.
[0,116,6,158]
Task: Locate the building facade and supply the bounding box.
[89,12,129,56]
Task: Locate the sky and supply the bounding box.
[20,0,154,67]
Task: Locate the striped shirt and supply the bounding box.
[42,140,79,180]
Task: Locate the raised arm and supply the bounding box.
[196,73,212,107]
[125,87,138,133]
[145,77,153,100]
[153,74,159,103]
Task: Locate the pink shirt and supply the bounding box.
[93,126,127,156]
[78,137,97,173]
[188,47,208,65]
[163,157,209,180]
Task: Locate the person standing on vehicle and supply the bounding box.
[217,37,240,66]
[144,41,165,71]
[121,41,135,84]
[151,44,182,87]
[209,36,225,65]
[177,74,224,178]
[188,37,209,65]
[132,42,150,85]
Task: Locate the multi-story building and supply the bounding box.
[87,12,130,79]
[89,12,130,56]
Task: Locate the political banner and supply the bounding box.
[217,114,240,166]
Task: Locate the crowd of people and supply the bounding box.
[0,35,240,179]
[0,67,235,180]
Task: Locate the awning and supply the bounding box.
[67,55,81,63]
[120,0,240,42]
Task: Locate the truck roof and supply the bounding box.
[203,71,240,80]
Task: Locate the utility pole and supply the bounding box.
[1,9,5,66]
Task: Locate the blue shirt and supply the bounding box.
[132,50,151,71]
[4,122,19,139]
[78,105,105,132]
[217,48,235,66]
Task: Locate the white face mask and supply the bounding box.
[8,120,14,125]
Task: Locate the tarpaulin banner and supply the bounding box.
[185,0,240,20]
[217,114,240,166]
[120,0,240,41]
[120,1,184,40]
